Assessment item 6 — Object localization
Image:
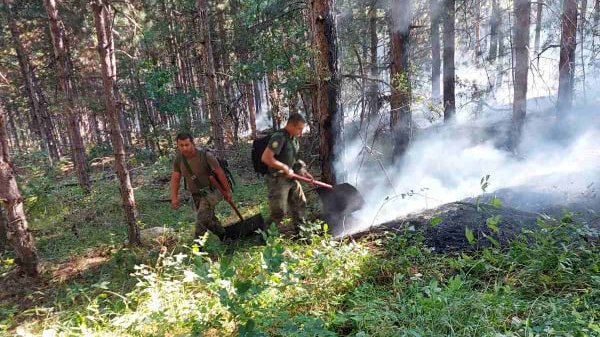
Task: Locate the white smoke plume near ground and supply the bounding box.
[331,0,600,235]
[338,101,599,234]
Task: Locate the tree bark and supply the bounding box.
[475,0,482,58]
[390,0,412,159]
[0,206,7,253]
[488,0,500,62]
[511,0,531,149]
[92,0,140,245]
[5,104,20,152]
[267,71,283,129]
[0,98,39,277]
[43,0,90,191]
[196,0,225,153]
[534,0,544,53]
[443,0,456,122]
[595,0,599,31]
[367,1,381,115]
[6,3,59,165]
[557,0,578,114]
[430,0,441,101]
[310,0,342,184]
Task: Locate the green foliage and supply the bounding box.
[4,156,599,337]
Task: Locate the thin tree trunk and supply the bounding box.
[246,84,257,139]
[288,92,299,115]
[267,71,283,129]
[196,0,225,153]
[534,0,544,53]
[43,0,90,191]
[0,98,38,277]
[0,206,7,253]
[92,0,140,245]
[390,0,412,159]
[309,0,341,184]
[595,0,599,30]
[580,0,588,101]
[557,0,579,114]
[489,0,500,62]
[5,104,21,151]
[368,0,381,115]
[443,0,456,121]
[475,0,482,58]
[511,0,531,149]
[6,3,59,165]
[430,0,441,101]
[253,80,262,116]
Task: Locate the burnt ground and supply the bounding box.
[338,174,600,253]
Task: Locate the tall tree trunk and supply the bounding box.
[534,0,544,53]
[390,0,412,159]
[443,0,456,121]
[430,0,441,101]
[6,4,59,165]
[511,0,531,149]
[253,80,263,119]
[5,104,21,152]
[367,0,381,115]
[196,0,224,153]
[245,84,257,139]
[557,0,579,114]
[43,0,90,191]
[580,0,588,100]
[267,71,283,129]
[310,0,341,184]
[475,0,482,58]
[595,0,599,30]
[92,0,140,245]
[0,206,7,253]
[489,0,500,62]
[288,92,299,115]
[0,98,38,277]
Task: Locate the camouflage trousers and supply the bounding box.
[192,191,225,239]
[266,175,307,234]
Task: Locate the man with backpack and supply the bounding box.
[170,133,231,240]
[260,113,313,235]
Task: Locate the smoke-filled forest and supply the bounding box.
[0,0,599,335]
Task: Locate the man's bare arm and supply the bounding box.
[170,171,182,209]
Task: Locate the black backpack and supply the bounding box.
[251,131,286,175]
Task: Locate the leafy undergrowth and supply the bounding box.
[1,149,599,336]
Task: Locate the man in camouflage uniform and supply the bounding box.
[170,133,231,240]
[261,113,313,235]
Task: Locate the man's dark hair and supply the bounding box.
[176,132,194,142]
[287,113,306,124]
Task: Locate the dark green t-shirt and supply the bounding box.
[173,148,220,194]
[267,130,299,173]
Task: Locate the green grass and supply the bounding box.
[1,152,599,336]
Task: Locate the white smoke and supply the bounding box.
[338,101,600,233]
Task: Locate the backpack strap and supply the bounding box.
[181,151,212,196]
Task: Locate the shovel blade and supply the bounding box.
[223,214,266,239]
[314,183,364,237]
[316,183,365,215]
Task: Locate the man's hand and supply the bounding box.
[171,197,180,210]
[279,164,294,178]
[299,168,313,181]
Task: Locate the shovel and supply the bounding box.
[208,176,265,239]
[287,173,365,234]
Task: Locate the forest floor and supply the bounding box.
[0,141,599,337]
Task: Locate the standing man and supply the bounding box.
[261,113,313,235]
[170,133,231,240]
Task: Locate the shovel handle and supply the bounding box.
[209,175,244,221]
[288,172,333,189]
